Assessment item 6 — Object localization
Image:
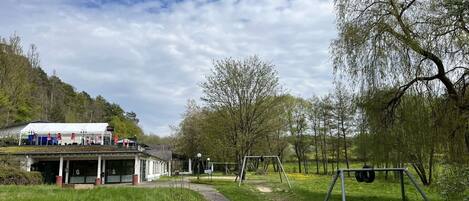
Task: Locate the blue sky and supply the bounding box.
[0,0,336,135]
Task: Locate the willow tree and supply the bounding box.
[201,56,282,177]
[332,0,469,156]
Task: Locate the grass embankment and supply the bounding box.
[193,173,445,201]
[0,185,206,201]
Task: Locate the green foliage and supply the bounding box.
[0,164,42,185]
[0,136,17,146]
[109,115,143,139]
[0,34,143,138]
[436,164,469,200]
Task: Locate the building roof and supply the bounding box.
[0,123,110,137]
[0,146,139,155]
[144,144,172,161]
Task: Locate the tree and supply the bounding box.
[201,56,282,177]
[318,95,334,174]
[332,82,354,172]
[285,95,310,173]
[308,96,322,174]
[332,0,469,157]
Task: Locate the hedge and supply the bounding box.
[0,164,42,185]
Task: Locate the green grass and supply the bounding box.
[192,172,446,201]
[193,180,266,201]
[0,185,206,201]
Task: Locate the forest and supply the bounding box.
[0,35,144,140]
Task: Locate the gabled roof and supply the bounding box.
[144,145,172,161]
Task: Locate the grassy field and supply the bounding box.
[0,185,205,201]
[193,172,446,201]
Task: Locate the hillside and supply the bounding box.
[0,35,143,139]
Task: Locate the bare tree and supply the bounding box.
[201,56,282,178]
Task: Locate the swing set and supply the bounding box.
[238,155,291,189]
[324,168,429,201]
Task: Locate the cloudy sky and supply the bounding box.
[0,0,337,136]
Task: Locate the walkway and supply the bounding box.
[138,179,230,201]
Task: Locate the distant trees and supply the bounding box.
[0,34,143,139]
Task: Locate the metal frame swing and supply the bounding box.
[324,168,429,201]
[238,155,291,189]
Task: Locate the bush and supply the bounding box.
[0,164,42,185]
[436,164,469,201]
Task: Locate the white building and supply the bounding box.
[0,122,171,186]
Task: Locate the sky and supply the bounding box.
[0,0,337,136]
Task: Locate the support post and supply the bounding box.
[56,156,63,187]
[340,170,346,201]
[400,170,406,201]
[275,156,291,189]
[278,162,283,183]
[102,159,106,184]
[168,160,172,176]
[404,170,429,201]
[133,155,139,185]
[65,160,70,184]
[96,155,101,185]
[25,155,31,172]
[238,156,247,186]
[324,171,340,201]
[188,158,192,173]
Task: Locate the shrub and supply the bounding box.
[436,164,469,201]
[0,164,42,185]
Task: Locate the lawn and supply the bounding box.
[0,185,205,201]
[192,172,446,201]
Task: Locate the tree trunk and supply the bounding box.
[428,148,434,185]
[315,134,320,174]
[342,127,350,175]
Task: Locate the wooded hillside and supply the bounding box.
[0,35,143,139]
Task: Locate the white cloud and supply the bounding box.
[0,0,336,135]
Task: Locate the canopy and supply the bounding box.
[0,123,110,137]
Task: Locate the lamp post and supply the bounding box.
[207,158,211,181]
[196,153,202,180]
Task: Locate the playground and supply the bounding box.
[163,171,444,201]
[160,159,448,201]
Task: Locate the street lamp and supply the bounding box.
[196,153,202,180]
[207,158,211,181]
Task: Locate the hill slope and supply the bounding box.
[0,35,143,139]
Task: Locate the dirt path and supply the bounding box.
[139,180,230,201]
